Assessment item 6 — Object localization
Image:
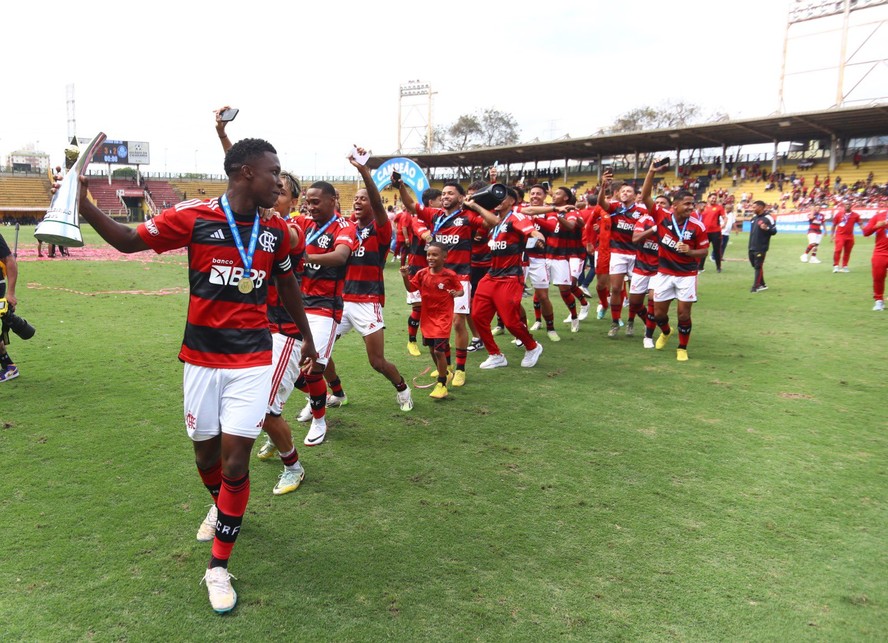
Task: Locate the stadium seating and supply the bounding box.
[0,174,52,208]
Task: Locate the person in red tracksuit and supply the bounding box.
[831,203,864,272]
[863,209,888,311]
[468,188,547,370]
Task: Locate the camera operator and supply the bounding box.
[0,231,22,381]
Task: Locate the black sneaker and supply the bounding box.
[466,338,483,352]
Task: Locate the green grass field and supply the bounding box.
[0,226,885,641]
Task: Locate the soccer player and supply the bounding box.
[748,200,777,292]
[630,200,662,346]
[583,191,613,321]
[400,243,463,399]
[0,231,20,382]
[546,187,589,332]
[320,150,413,413]
[397,178,489,387]
[598,172,645,338]
[800,207,825,264]
[831,202,864,272]
[468,188,546,369]
[292,181,360,446]
[862,209,888,311]
[640,159,709,361]
[466,180,493,351]
[524,185,561,341]
[404,188,441,357]
[72,138,317,613]
[699,193,725,272]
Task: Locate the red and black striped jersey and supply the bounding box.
[471,229,492,268]
[488,212,537,278]
[632,214,659,277]
[545,211,581,260]
[406,216,430,276]
[650,204,709,276]
[527,213,558,258]
[343,218,392,305]
[604,201,646,255]
[808,211,825,234]
[294,215,359,322]
[415,204,485,277]
[267,221,306,339]
[137,198,292,368]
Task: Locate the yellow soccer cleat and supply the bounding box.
[407,341,421,357]
[429,383,448,399]
[655,330,672,350]
[676,348,689,362]
[451,369,465,387]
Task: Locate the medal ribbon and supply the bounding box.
[220,194,260,279]
[306,215,340,247]
[671,214,689,246]
[492,211,513,240]
[432,209,463,237]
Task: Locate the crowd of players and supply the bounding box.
[54,102,888,613]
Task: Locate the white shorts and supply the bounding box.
[629,273,653,295]
[307,313,339,367]
[547,258,572,286]
[569,256,584,280]
[453,279,471,314]
[267,333,304,416]
[406,289,422,305]
[338,301,385,337]
[609,252,636,276]
[807,232,822,245]
[183,363,273,441]
[651,273,698,303]
[528,257,549,289]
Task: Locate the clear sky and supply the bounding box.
[4,0,882,177]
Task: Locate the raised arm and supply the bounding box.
[597,171,613,210]
[350,146,387,226]
[397,178,418,215]
[214,106,233,154]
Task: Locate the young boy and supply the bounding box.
[400,243,463,399]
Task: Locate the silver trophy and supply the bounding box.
[35,132,107,247]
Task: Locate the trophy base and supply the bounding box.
[34,221,85,248]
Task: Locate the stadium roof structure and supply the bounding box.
[367,104,888,170]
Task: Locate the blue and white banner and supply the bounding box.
[372,157,430,206]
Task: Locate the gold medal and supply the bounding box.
[238,277,254,294]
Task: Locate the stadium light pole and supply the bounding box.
[398,80,434,153]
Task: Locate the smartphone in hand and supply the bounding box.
[219,108,239,122]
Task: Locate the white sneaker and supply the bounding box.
[547,330,561,342]
[520,343,543,367]
[563,314,573,323]
[202,566,237,614]
[397,386,414,411]
[809,256,822,264]
[303,417,327,446]
[529,320,542,331]
[325,393,348,408]
[800,253,808,263]
[491,325,504,336]
[511,338,524,347]
[196,504,217,542]
[841,267,850,273]
[296,400,313,423]
[479,353,508,369]
[874,300,885,311]
[833,265,839,273]
[580,286,592,297]
[643,337,655,349]
[273,462,305,495]
[596,304,606,320]
[578,304,590,321]
[571,318,580,333]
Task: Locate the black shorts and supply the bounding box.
[423,337,450,352]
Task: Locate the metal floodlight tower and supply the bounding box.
[66,84,77,141]
[778,0,888,112]
[397,80,434,153]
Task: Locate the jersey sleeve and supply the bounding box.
[513,215,536,238]
[137,207,194,253]
[333,224,360,252]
